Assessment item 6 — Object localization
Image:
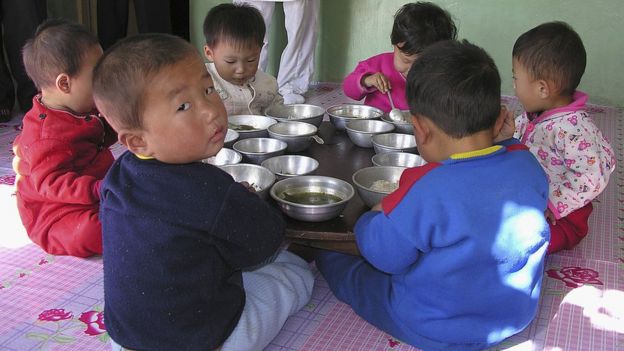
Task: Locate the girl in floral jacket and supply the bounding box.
[510,21,616,253]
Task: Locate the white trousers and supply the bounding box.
[234,0,319,95]
[110,250,314,351]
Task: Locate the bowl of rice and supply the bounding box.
[352,166,405,208]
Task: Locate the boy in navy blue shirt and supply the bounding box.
[317,40,550,351]
[93,33,313,351]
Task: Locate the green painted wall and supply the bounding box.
[191,0,624,106]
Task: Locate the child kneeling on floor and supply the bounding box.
[93,33,313,351]
[13,19,116,257]
[317,40,550,351]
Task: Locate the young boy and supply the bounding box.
[317,40,550,350]
[203,3,283,116]
[343,2,457,113]
[510,22,615,253]
[93,33,313,351]
[13,19,115,257]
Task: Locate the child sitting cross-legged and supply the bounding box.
[509,21,616,253]
[203,3,284,116]
[316,40,551,351]
[13,19,116,257]
[93,33,313,351]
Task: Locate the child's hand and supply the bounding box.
[544,208,557,225]
[494,105,515,142]
[362,73,391,94]
[371,203,383,212]
[239,181,257,193]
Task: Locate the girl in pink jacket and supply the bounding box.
[342,2,456,113]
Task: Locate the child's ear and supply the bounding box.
[119,130,150,156]
[536,79,550,99]
[410,113,430,145]
[203,45,214,62]
[55,73,71,94]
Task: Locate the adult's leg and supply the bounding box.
[133,0,172,34]
[233,0,275,72]
[170,0,189,41]
[1,0,46,112]
[278,0,319,98]
[97,0,129,50]
[221,250,314,351]
[0,23,15,121]
[547,202,593,254]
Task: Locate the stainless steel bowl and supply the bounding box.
[261,155,319,180]
[233,137,287,164]
[228,115,277,139]
[372,152,426,168]
[352,166,405,208]
[381,110,413,134]
[202,148,242,166]
[270,175,354,222]
[267,121,322,152]
[265,104,325,127]
[345,120,395,148]
[224,129,239,148]
[220,163,276,200]
[371,133,417,154]
[326,104,384,131]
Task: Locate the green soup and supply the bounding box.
[280,191,343,205]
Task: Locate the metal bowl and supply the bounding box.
[326,104,384,131]
[228,115,277,139]
[220,163,276,200]
[381,110,413,134]
[265,104,325,127]
[270,176,354,222]
[202,148,242,166]
[261,155,319,180]
[371,133,417,154]
[267,121,321,152]
[224,129,240,148]
[233,137,287,164]
[352,166,405,208]
[345,120,395,148]
[372,152,427,168]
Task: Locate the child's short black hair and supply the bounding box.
[406,40,501,138]
[22,18,99,89]
[203,3,265,49]
[391,2,457,55]
[93,33,198,130]
[512,21,586,97]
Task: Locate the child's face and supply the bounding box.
[138,54,228,164]
[204,41,261,86]
[512,58,544,113]
[393,44,419,78]
[69,45,103,113]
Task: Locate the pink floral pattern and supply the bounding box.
[546,266,603,288]
[38,309,73,322]
[79,311,106,336]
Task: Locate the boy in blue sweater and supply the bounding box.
[93,34,313,351]
[316,40,550,351]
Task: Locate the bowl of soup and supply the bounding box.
[228,115,277,139]
[270,175,354,222]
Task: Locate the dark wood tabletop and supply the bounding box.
[277,121,375,254]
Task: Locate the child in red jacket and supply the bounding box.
[12,19,116,257]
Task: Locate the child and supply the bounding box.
[12,19,115,257]
[342,2,456,113]
[510,22,616,253]
[92,33,313,351]
[203,3,283,116]
[316,40,550,350]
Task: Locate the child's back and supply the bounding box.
[13,19,114,257]
[318,40,550,350]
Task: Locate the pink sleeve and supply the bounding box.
[342,58,378,101]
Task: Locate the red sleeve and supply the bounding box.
[382,162,441,215]
[342,58,378,101]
